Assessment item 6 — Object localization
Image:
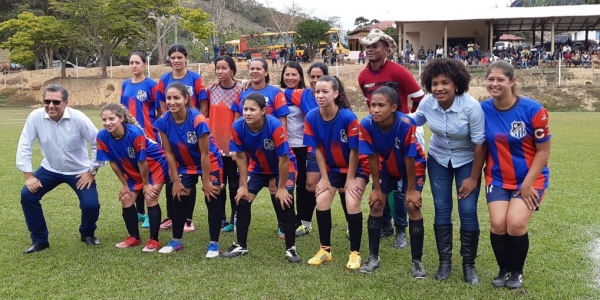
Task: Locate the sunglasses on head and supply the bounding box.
[43,99,63,106]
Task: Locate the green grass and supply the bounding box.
[0,108,598,299]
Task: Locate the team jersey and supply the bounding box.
[284,88,317,148]
[120,78,159,141]
[358,59,424,113]
[153,108,222,175]
[359,112,426,179]
[231,85,289,118]
[97,123,169,190]
[230,114,296,175]
[156,71,207,111]
[304,108,369,174]
[481,97,551,190]
[207,82,243,154]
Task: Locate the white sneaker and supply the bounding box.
[206,241,220,259]
[158,239,184,254]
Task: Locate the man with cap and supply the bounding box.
[16,84,104,254]
[357,29,427,278]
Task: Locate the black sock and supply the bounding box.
[339,193,349,219]
[236,200,252,248]
[171,194,188,240]
[270,194,283,229]
[347,212,363,252]
[305,191,316,223]
[218,188,228,223]
[147,204,162,241]
[282,196,296,249]
[165,183,173,220]
[135,193,145,215]
[122,205,140,239]
[409,219,424,260]
[368,216,383,257]
[508,232,529,274]
[490,232,509,271]
[316,209,332,250]
[205,193,223,242]
[185,190,196,221]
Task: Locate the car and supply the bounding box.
[493,41,513,50]
[52,60,86,69]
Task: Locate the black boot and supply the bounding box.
[461,230,480,285]
[434,224,453,281]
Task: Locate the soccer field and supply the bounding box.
[1,108,598,299]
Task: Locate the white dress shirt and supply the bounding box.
[16,107,104,175]
[410,93,485,168]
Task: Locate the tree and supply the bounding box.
[50,0,183,78]
[295,18,330,61]
[384,27,399,44]
[263,0,304,45]
[354,16,370,28]
[327,16,341,29]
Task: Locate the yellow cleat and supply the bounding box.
[307,248,333,265]
[346,251,362,270]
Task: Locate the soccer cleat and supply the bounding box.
[277,227,285,239]
[285,246,301,263]
[221,224,235,233]
[141,215,150,229]
[206,241,220,259]
[141,239,161,253]
[222,243,248,258]
[115,236,141,249]
[504,272,523,289]
[394,232,408,249]
[295,224,311,237]
[492,270,510,288]
[184,219,195,233]
[137,213,146,222]
[307,248,333,265]
[412,259,427,278]
[346,251,362,270]
[158,239,184,254]
[380,223,394,238]
[159,219,172,230]
[359,255,381,274]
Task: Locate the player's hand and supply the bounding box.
[369,188,385,207]
[405,190,422,208]
[143,184,159,201]
[458,177,479,200]
[76,172,95,190]
[515,185,539,210]
[315,178,334,197]
[119,185,132,201]
[235,186,250,204]
[172,181,188,201]
[25,176,43,193]
[344,178,363,201]
[241,80,251,90]
[276,187,293,209]
[202,180,220,200]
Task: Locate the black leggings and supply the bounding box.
[220,156,239,223]
[292,147,316,226]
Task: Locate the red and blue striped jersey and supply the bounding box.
[153,108,222,175]
[230,115,296,175]
[231,85,289,118]
[156,71,207,111]
[481,97,551,190]
[359,112,425,178]
[97,123,169,190]
[284,88,318,116]
[120,78,159,141]
[304,108,369,174]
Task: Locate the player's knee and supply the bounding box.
[369,201,384,215]
[506,218,528,236]
[490,218,508,234]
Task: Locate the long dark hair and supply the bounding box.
[166,82,191,107]
[317,75,351,109]
[250,58,270,84]
[308,62,329,76]
[168,43,188,57]
[243,92,266,109]
[280,61,306,89]
[215,55,237,77]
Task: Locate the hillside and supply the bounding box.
[189,0,267,34]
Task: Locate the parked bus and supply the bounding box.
[240,28,350,58]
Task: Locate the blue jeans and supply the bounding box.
[382,180,408,229]
[427,156,480,231]
[205,53,210,63]
[21,167,100,243]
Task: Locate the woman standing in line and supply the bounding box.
[120,52,159,229]
[222,92,300,263]
[153,82,223,258]
[411,58,485,284]
[482,61,551,289]
[96,103,168,252]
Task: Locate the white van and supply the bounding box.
[494,42,513,50]
[52,60,85,69]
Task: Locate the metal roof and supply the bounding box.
[395,5,600,32]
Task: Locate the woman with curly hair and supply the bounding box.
[410,58,486,284]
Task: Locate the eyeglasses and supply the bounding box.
[43,99,63,106]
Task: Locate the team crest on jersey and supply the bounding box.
[264,139,275,150]
[187,131,198,144]
[186,85,194,97]
[395,137,401,149]
[127,147,136,158]
[136,90,148,102]
[340,129,348,143]
[510,121,527,139]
